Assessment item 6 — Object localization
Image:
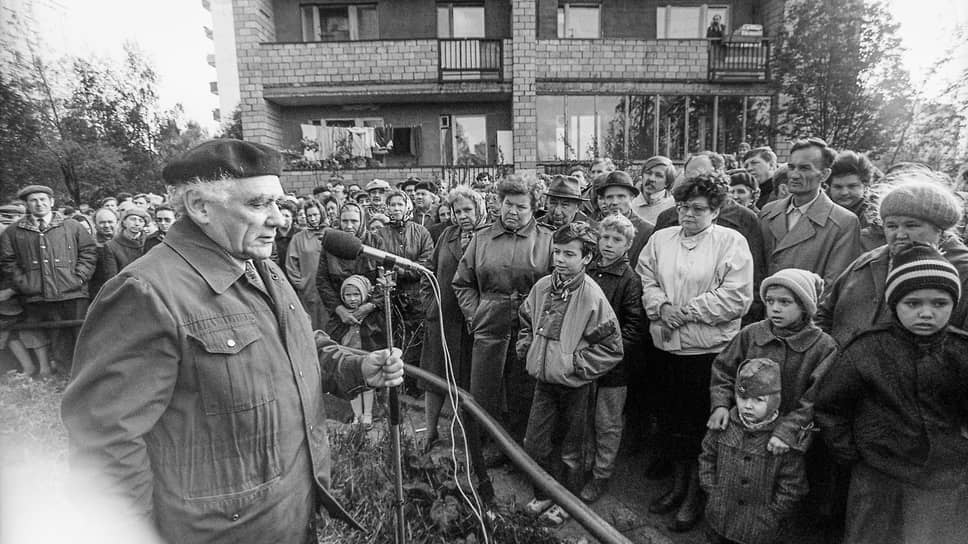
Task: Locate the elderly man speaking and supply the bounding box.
[62,140,404,544]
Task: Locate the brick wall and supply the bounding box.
[511,0,537,174]
[234,0,284,146]
[260,40,438,86]
[535,39,708,80]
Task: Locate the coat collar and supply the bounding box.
[750,320,824,352]
[163,217,247,295]
[484,216,537,239]
[765,192,837,253]
[589,255,630,276]
[16,211,64,232]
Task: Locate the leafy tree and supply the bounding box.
[772,0,912,152]
[0,75,55,201]
[218,106,243,140]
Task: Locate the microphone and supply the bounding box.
[322,229,430,274]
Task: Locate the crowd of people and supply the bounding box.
[2,137,968,543]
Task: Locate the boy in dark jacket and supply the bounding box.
[700,358,809,544]
[579,214,645,503]
[518,222,623,525]
[814,244,968,543]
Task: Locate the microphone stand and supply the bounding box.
[378,264,406,544]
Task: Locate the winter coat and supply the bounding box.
[0,212,98,303]
[316,230,386,310]
[376,220,433,313]
[143,231,166,253]
[587,256,645,387]
[815,235,968,347]
[99,233,146,285]
[759,192,862,289]
[285,228,328,330]
[656,199,767,320]
[700,408,809,544]
[709,320,838,451]
[813,324,968,489]
[516,273,623,387]
[324,308,387,352]
[271,226,299,270]
[452,217,554,408]
[637,225,754,355]
[625,211,655,266]
[61,217,368,544]
[420,224,475,388]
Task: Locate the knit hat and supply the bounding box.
[760,268,824,318]
[736,358,782,410]
[340,274,372,305]
[121,207,151,223]
[728,169,758,192]
[886,243,961,310]
[879,182,963,230]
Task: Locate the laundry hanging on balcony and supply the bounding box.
[301,124,421,160]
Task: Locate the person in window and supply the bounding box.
[706,15,725,39]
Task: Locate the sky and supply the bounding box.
[43,0,968,134]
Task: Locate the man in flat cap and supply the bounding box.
[0,185,97,374]
[62,139,404,544]
[540,175,595,229]
[412,180,439,227]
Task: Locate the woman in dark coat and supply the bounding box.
[316,202,386,323]
[376,190,434,382]
[286,199,328,329]
[421,186,488,448]
[96,207,149,292]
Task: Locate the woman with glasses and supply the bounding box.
[636,172,754,532]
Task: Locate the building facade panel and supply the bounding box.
[534,39,708,81]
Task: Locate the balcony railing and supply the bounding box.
[438,39,503,82]
[707,39,771,82]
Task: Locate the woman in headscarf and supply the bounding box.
[421,186,489,450]
[316,201,386,327]
[285,199,329,329]
[377,189,434,388]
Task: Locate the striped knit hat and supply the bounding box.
[886,243,961,310]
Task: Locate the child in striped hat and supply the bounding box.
[814,242,968,543]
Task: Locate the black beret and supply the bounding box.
[414,180,438,193]
[16,185,53,200]
[162,139,283,185]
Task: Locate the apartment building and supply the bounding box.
[231,0,785,190]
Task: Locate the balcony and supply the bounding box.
[258,38,511,105]
[707,39,772,82]
[438,39,503,82]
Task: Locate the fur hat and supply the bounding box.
[760,268,824,318]
[736,358,782,416]
[340,274,372,304]
[162,139,282,185]
[886,243,961,310]
[879,182,963,230]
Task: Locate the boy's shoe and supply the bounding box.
[538,504,570,526]
[579,478,609,503]
[524,497,553,516]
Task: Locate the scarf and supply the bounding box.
[739,409,779,431]
[458,190,489,251]
[550,270,584,302]
[338,202,369,239]
[385,189,413,227]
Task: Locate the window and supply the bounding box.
[452,116,488,165]
[536,96,624,161]
[301,4,378,41]
[656,5,728,39]
[557,3,601,39]
[437,4,485,38]
[311,118,384,128]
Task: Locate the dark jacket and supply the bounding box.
[143,231,165,253]
[624,211,654,266]
[316,231,386,310]
[700,408,809,544]
[420,224,475,388]
[816,235,968,347]
[324,308,387,352]
[0,212,98,303]
[586,256,645,387]
[376,221,433,294]
[709,320,838,451]
[271,225,299,269]
[99,233,146,285]
[656,199,766,321]
[759,192,862,289]
[813,324,968,489]
[61,217,369,544]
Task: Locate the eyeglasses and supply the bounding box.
[675,203,712,214]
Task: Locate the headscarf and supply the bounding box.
[340,274,372,305]
[454,189,488,250]
[385,189,413,227]
[338,201,368,239]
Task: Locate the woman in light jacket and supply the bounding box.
[636,173,754,532]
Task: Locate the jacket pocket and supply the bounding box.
[189,322,277,416]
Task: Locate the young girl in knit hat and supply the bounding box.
[814,243,968,543]
[700,358,809,544]
[708,268,838,455]
[324,274,386,427]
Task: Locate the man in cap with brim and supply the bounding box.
[0,202,26,229]
[541,175,596,229]
[62,139,404,544]
[595,171,654,264]
[398,175,421,201]
[412,180,439,227]
[0,184,98,374]
[365,178,390,216]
